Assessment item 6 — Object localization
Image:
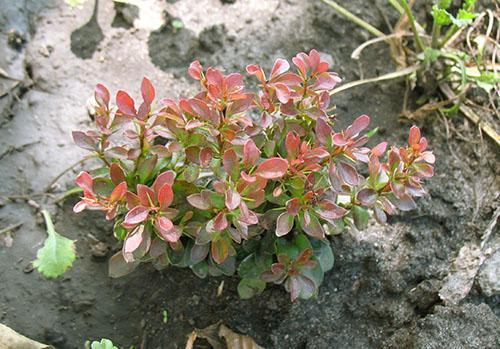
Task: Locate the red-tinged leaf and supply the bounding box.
[141,77,155,104]
[223,149,239,179]
[332,133,348,146]
[110,163,126,185]
[123,225,145,259]
[270,58,290,78]
[392,193,417,211]
[285,131,300,159]
[123,206,150,226]
[137,184,155,207]
[357,188,378,206]
[188,60,203,80]
[276,212,294,237]
[155,216,179,243]
[187,193,211,210]
[240,171,257,183]
[108,251,138,278]
[126,192,140,209]
[390,181,405,198]
[225,189,241,211]
[116,90,136,116]
[371,142,388,157]
[287,275,316,301]
[211,238,229,264]
[409,126,421,146]
[199,147,213,167]
[315,118,332,145]
[72,131,96,150]
[254,157,288,179]
[312,72,337,90]
[286,198,301,216]
[95,83,110,107]
[213,211,228,231]
[157,184,174,210]
[345,115,370,138]
[137,101,150,120]
[73,200,87,213]
[274,83,290,104]
[152,170,176,194]
[298,210,325,239]
[75,171,94,194]
[421,151,435,164]
[338,162,360,186]
[246,64,265,82]
[414,163,434,178]
[109,182,127,204]
[243,139,260,168]
[106,206,118,220]
[238,201,259,225]
[191,243,209,263]
[315,199,347,220]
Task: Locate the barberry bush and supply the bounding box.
[73,49,435,301]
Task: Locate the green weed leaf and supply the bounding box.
[33,210,76,278]
[432,5,452,25]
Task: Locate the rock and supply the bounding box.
[477,246,500,297]
[112,1,139,29]
[199,24,227,54]
[383,303,500,349]
[408,279,442,312]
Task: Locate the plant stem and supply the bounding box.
[398,0,426,52]
[0,222,23,235]
[321,0,385,38]
[44,154,95,193]
[431,21,441,48]
[329,65,419,96]
[441,25,459,47]
[387,0,404,14]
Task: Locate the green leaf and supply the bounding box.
[171,19,184,29]
[90,338,118,349]
[436,0,452,9]
[431,5,453,25]
[452,9,478,27]
[311,239,334,272]
[33,210,76,278]
[65,0,86,7]
[351,205,370,230]
[424,48,441,63]
[237,278,266,299]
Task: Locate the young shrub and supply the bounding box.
[73,50,435,300]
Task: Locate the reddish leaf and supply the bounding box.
[187,193,211,210]
[211,238,229,264]
[276,212,294,237]
[274,83,291,104]
[123,225,145,261]
[188,60,203,80]
[357,188,378,206]
[110,163,126,185]
[315,118,332,145]
[116,90,136,116]
[213,211,228,231]
[152,170,176,194]
[286,198,301,216]
[75,171,93,194]
[155,216,179,243]
[199,147,213,167]
[243,139,260,168]
[270,58,290,78]
[254,158,288,179]
[371,142,388,157]
[315,200,347,220]
[223,149,239,179]
[141,77,155,104]
[95,83,110,107]
[225,189,241,210]
[157,184,174,209]
[392,193,417,211]
[409,125,421,146]
[414,163,434,178]
[125,192,141,209]
[73,200,87,213]
[285,132,300,159]
[123,206,150,226]
[337,162,360,186]
[137,184,155,207]
[298,210,325,239]
[72,131,95,150]
[109,182,127,204]
[108,251,138,278]
[238,201,259,225]
[345,114,370,138]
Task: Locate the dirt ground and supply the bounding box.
[0,0,498,348]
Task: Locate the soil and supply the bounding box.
[0,0,498,348]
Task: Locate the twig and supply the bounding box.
[44,155,94,193]
[480,207,500,249]
[330,65,419,96]
[320,0,385,38]
[351,32,411,60]
[398,0,425,52]
[440,83,500,146]
[0,222,23,235]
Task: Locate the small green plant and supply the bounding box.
[322,0,499,144]
[33,210,76,278]
[73,50,434,300]
[85,338,118,349]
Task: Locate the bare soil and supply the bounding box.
[0,0,498,348]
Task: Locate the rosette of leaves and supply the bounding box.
[72,49,435,300]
